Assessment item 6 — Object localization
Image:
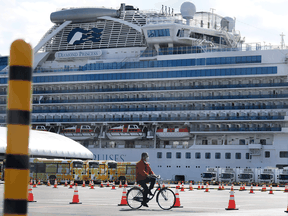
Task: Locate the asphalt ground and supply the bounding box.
[0,183,287,216]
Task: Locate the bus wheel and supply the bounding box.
[49,175,56,185]
[119,176,126,184]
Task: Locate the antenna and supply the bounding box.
[280,32,285,49]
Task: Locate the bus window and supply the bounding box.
[73,161,83,168]
[58,163,69,174]
[108,162,117,169]
[89,162,99,168]
[30,163,36,173]
[37,163,45,173]
[46,163,57,173]
[126,165,135,175]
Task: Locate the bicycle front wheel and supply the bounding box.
[126,187,143,209]
[156,188,176,210]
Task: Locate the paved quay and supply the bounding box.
[0,184,287,216]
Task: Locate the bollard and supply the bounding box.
[4,39,33,216]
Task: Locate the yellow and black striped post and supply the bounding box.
[4,39,33,216]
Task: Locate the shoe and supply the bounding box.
[148,190,153,196]
[142,202,149,207]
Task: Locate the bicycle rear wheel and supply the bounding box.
[156,188,176,210]
[126,187,143,209]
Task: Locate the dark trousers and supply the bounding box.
[138,177,156,204]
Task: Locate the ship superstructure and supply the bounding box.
[0,2,288,181]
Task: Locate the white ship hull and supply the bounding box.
[156,132,191,140]
[106,133,144,140]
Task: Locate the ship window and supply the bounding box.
[212,140,217,145]
[202,140,208,145]
[235,153,241,159]
[265,151,270,158]
[185,152,191,159]
[205,152,211,159]
[166,152,172,159]
[225,153,231,159]
[246,153,250,159]
[239,139,245,145]
[280,151,288,158]
[157,152,162,159]
[195,152,201,159]
[215,152,221,159]
[176,152,181,159]
[260,139,266,145]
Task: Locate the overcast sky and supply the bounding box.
[0,0,287,56]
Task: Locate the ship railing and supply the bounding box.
[29,82,288,95]
[25,115,285,124]
[29,93,288,105]
[29,105,288,114]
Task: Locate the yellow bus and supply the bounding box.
[29,158,85,184]
[116,162,136,184]
[94,160,118,182]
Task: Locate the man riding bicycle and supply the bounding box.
[136,152,156,207]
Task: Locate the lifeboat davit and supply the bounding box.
[106,124,144,140]
[60,125,97,140]
[156,127,190,140]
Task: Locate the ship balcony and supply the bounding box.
[30,93,288,105]
[29,81,288,96]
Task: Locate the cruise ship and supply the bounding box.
[0,2,288,182]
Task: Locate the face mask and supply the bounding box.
[145,157,149,161]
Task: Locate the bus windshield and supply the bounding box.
[260,174,272,179]
[279,174,288,180]
[239,174,251,179]
[108,162,117,169]
[202,173,212,178]
[89,162,99,168]
[73,161,83,168]
[221,173,232,179]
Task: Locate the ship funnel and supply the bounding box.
[221,17,235,32]
[180,2,196,25]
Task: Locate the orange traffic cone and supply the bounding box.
[69,181,73,189]
[107,181,110,187]
[201,182,204,189]
[197,182,201,190]
[112,181,116,190]
[124,180,128,188]
[222,184,225,190]
[173,188,183,208]
[53,179,58,188]
[118,187,128,206]
[225,190,238,210]
[100,181,104,188]
[285,204,288,213]
[37,179,41,185]
[33,179,37,188]
[189,181,193,191]
[284,185,288,193]
[180,182,185,192]
[119,181,122,188]
[268,185,274,195]
[204,183,209,192]
[89,180,92,187]
[70,183,82,204]
[162,182,166,189]
[249,185,254,194]
[30,179,33,185]
[90,181,95,189]
[243,184,246,190]
[82,180,85,187]
[64,179,68,187]
[230,184,234,191]
[261,184,266,192]
[218,183,222,190]
[239,184,243,191]
[47,179,50,186]
[28,185,36,202]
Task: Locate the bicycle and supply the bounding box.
[126,175,176,210]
